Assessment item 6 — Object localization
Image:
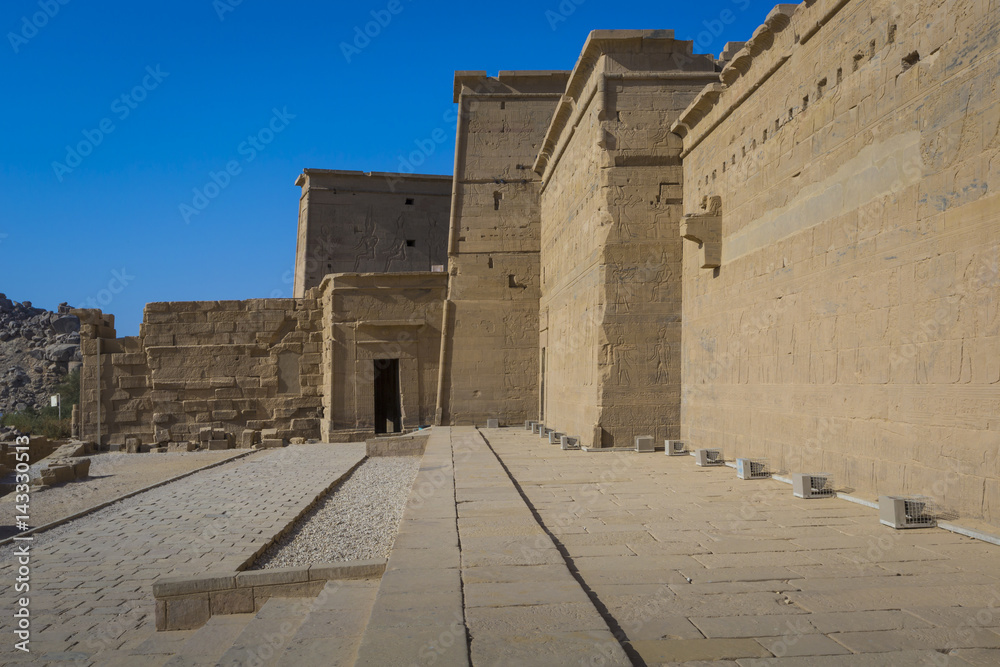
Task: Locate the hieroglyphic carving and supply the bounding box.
[383,213,408,272]
[352,207,379,272]
[611,336,635,386]
[648,340,670,384]
[610,184,646,241]
[610,262,636,313]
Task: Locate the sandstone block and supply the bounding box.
[153,574,236,598]
[309,559,386,581]
[165,595,210,631]
[72,459,90,477]
[235,567,309,588]
[210,588,254,615]
[252,581,324,606]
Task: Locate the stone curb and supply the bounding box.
[154,559,387,631]
[234,455,367,571]
[0,449,255,547]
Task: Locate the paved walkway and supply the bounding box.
[0,444,365,666]
[484,428,1000,666]
[6,429,1000,666]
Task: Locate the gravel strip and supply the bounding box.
[253,456,420,568]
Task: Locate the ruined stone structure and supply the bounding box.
[80,0,1000,526]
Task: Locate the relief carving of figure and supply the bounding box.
[648,340,670,384]
[613,336,635,386]
[611,263,636,313]
[352,207,379,272]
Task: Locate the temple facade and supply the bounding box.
[79,0,1000,526]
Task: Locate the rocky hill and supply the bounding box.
[0,294,81,416]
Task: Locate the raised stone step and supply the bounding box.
[213,597,315,667]
[274,579,380,665]
[161,613,255,666]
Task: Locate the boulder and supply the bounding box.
[44,343,79,363]
[50,316,80,334]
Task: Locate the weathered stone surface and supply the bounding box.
[165,594,211,631]
[293,170,451,296]
[153,574,236,598]
[209,588,254,615]
[235,567,309,589]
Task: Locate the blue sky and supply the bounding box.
[1,0,777,335]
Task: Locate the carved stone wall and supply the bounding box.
[676,0,1000,522]
[537,32,718,447]
[437,72,570,426]
[293,170,451,297]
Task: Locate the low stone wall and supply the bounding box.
[153,560,386,631]
[365,432,429,457]
[76,298,325,448]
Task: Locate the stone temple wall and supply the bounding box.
[537,32,718,448]
[674,0,1000,522]
[293,170,451,297]
[437,72,569,427]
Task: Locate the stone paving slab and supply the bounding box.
[355,428,469,667]
[452,426,632,667]
[483,427,1000,666]
[0,444,365,666]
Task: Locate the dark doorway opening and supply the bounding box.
[374,358,402,434]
